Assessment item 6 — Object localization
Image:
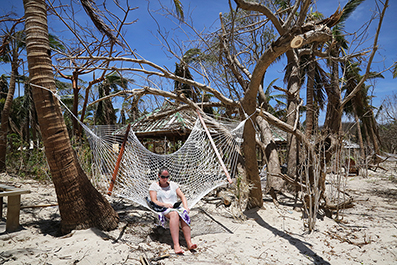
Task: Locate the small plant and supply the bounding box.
[5,135,51,182]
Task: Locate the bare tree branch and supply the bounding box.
[243,25,332,109]
[59,56,238,107]
[257,107,313,150]
[233,0,284,34]
[219,12,250,90]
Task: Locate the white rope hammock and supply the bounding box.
[29,83,247,211]
[82,112,246,211]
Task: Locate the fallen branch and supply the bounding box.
[324,231,370,247]
[21,203,58,209]
[150,254,170,262]
[323,184,355,210]
[268,172,308,189]
[368,164,387,172]
[323,197,354,210]
[139,255,151,265]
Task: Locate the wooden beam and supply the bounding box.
[196,110,232,184]
[108,124,131,196]
[0,185,31,197]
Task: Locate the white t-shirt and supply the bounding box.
[149,181,179,204]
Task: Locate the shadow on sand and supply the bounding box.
[244,208,330,265]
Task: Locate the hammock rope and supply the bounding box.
[29,83,246,211]
[86,113,246,210]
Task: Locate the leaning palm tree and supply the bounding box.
[327,0,381,157]
[0,29,25,172]
[20,81,39,150]
[0,74,9,116]
[323,0,366,135]
[0,28,65,171]
[342,61,384,155]
[23,0,118,234]
[6,76,38,147]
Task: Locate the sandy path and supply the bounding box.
[1,163,397,264]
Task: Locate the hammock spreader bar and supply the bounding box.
[196,110,233,184]
[107,123,131,195]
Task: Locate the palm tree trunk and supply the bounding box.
[241,108,262,208]
[369,110,380,154]
[305,58,315,138]
[324,54,342,136]
[23,0,118,234]
[368,118,380,154]
[352,104,365,159]
[285,50,301,179]
[0,59,17,172]
[256,116,284,195]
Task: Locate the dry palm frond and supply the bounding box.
[316,6,344,28]
[80,0,119,45]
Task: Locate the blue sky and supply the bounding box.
[1,0,396,124]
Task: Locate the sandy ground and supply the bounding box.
[1,161,397,265]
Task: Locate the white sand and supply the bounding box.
[1,163,397,265]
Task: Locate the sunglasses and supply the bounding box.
[160,175,169,179]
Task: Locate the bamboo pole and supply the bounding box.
[107,124,131,195]
[196,110,233,184]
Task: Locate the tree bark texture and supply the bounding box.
[242,112,263,209]
[240,24,331,209]
[23,0,118,234]
[305,56,315,138]
[285,50,301,179]
[256,116,284,192]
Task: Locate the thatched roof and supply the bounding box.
[130,109,196,140]
[130,108,287,143]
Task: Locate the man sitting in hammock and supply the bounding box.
[148,167,197,254]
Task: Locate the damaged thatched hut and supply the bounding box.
[130,108,288,167]
[130,109,196,153]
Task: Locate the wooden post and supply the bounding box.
[0,185,30,232]
[0,197,3,219]
[6,195,21,232]
[107,124,131,195]
[196,110,233,184]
